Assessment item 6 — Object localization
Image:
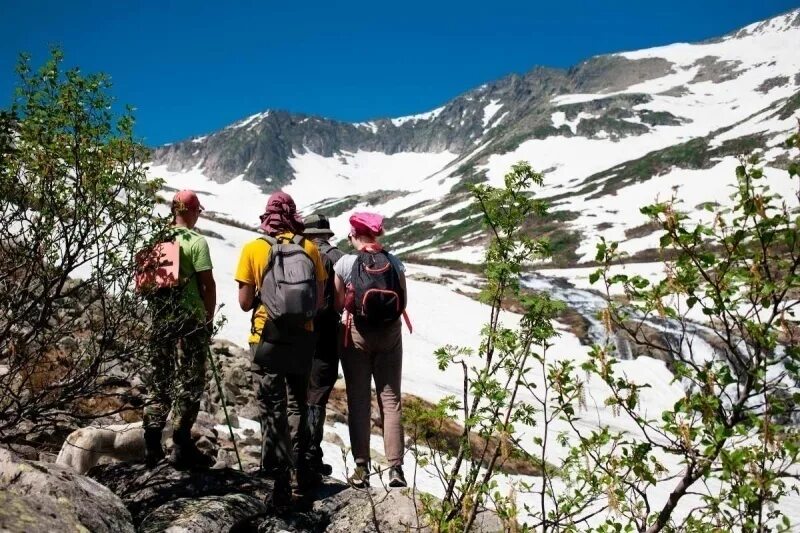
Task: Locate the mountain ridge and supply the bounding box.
[151,7,800,268]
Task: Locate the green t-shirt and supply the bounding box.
[173,227,213,320]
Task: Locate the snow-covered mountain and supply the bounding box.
[151,8,800,268]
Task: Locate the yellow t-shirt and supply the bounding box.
[235,233,328,344]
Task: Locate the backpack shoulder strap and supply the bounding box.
[259,235,278,246]
[291,234,305,246]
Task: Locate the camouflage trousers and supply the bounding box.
[142,315,209,440]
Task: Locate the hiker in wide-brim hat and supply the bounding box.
[301,213,344,481]
[302,213,335,238]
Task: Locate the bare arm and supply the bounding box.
[238,281,256,312]
[196,269,216,324]
[334,274,346,313]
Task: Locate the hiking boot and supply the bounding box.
[266,472,292,514]
[170,440,215,470]
[348,462,370,488]
[298,461,322,490]
[388,465,407,488]
[144,428,165,468]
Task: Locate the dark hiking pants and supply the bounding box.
[250,344,309,475]
[306,314,340,466]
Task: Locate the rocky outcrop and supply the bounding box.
[140,494,267,533]
[0,448,135,532]
[89,462,504,533]
[89,462,271,526]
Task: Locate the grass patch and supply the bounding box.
[326,387,550,476]
[778,90,800,120]
[403,255,485,274]
[579,134,767,200]
[624,221,662,240]
[313,190,407,219]
[523,209,581,267]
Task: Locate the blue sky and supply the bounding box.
[1,0,796,146]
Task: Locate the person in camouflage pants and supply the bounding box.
[142,190,217,469]
[142,309,209,462]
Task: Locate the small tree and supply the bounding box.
[569,132,800,531]
[0,49,167,442]
[408,162,564,531]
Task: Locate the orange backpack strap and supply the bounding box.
[402,310,413,334]
[343,312,353,348]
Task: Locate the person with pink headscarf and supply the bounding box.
[333,211,409,488]
[234,191,327,509]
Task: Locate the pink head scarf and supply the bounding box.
[259,192,305,236]
[349,212,384,238]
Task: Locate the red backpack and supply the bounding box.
[134,240,180,295]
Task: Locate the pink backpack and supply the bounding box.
[135,241,180,294]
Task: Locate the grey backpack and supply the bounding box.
[259,235,318,326]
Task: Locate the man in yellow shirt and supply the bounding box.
[235,192,326,508]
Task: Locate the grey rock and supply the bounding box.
[0,490,90,533]
[140,494,266,533]
[757,75,790,93]
[690,56,744,84]
[216,408,239,428]
[0,448,134,533]
[195,436,216,454]
[228,366,249,388]
[318,485,504,533]
[89,462,504,533]
[89,462,272,525]
[58,336,78,351]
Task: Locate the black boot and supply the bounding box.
[266,469,293,514]
[144,427,165,468]
[306,404,333,476]
[170,428,215,470]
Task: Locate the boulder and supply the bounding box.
[89,462,271,525]
[140,493,266,533]
[0,448,134,533]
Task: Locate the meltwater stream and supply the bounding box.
[523,272,720,367]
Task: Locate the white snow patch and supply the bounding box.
[482,99,503,128]
[391,106,445,127]
[227,111,270,131]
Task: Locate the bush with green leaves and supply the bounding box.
[405,161,563,531]
[409,131,800,532]
[569,131,800,532]
[0,50,168,441]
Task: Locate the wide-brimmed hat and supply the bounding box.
[303,213,334,237]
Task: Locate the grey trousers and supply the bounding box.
[249,344,308,474]
[340,319,404,466]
